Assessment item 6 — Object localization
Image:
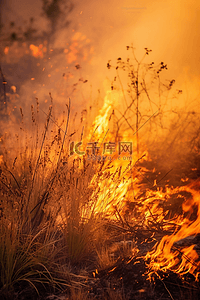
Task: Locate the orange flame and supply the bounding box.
[85,89,146,217]
[4,46,9,55]
[146,180,200,280]
[29,44,46,58]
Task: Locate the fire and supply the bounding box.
[146,181,200,280]
[1,13,200,286]
[81,89,200,280]
[83,86,199,283]
[29,44,46,58]
[64,32,94,64]
[4,46,9,55]
[88,90,115,140]
[85,88,147,217]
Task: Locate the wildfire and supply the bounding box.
[1,17,200,287]
[146,181,200,280]
[0,2,200,298]
[85,88,146,217]
[88,90,200,279]
[87,90,115,140]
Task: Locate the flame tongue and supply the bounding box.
[146,181,200,280]
[84,89,140,216]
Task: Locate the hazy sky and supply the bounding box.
[1,1,199,72]
[1,0,200,112]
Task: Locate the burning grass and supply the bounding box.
[0,102,200,300]
[0,94,139,299]
[1,48,200,299]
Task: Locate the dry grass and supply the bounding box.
[0,97,126,299]
[0,48,200,300]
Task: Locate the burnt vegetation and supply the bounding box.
[1,12,200,298]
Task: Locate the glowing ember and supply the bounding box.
[29,44,46,58]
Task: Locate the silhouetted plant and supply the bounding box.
[107,45,179,155]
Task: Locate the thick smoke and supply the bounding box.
[0,0,199,163]
[1,0,199,105]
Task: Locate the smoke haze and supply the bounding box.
[0,0,199,128]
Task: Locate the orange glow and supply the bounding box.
[4,47,9,55]
[84,89,146,216]
[146,180,200,280]
[62,32,94,64]
[29,44,44,58]
[67,49,77,64]
[1,0,200,286]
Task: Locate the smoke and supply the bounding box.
[0,0,199,149]
[1,0,199,97]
